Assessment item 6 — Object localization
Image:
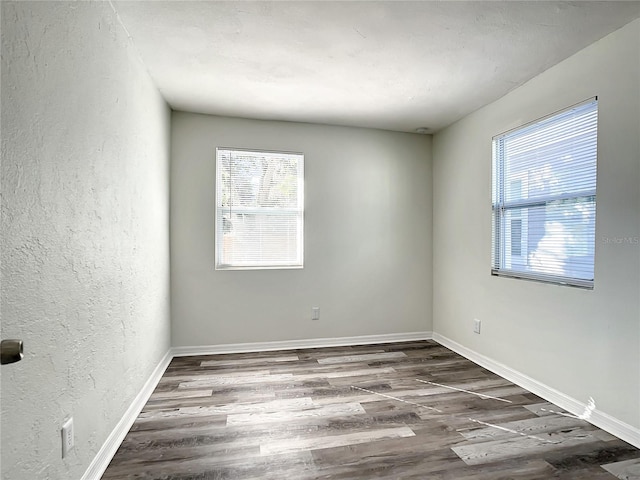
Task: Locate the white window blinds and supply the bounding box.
[216,148,304,270]
[491,98,598,288]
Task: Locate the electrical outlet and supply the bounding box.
[473,319,481,334]
[61,417,74,458]
[312,307,320,320]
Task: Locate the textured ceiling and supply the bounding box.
[113,1,640,133]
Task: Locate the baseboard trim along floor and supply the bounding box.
[81,332,640,479]
[80,350,173,480]
[171,331,434,357]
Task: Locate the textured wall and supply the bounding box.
[432,20,640,429]
[1,2,171,479]
[171,114,432,347]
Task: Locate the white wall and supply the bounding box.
[433,20,640,430]
[1,2,171,479]
[171,114,432,346]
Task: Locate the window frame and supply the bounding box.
[491,98,598,289]
[215,147,305,271]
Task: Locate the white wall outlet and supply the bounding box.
[473,318,481,334]
[61,417,74,458]
[312,307,320,320]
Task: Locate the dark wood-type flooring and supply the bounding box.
[102,340,640,479]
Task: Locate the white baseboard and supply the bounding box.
[80,350,173,480]
[171,331,433,357]
[433,332,640,449]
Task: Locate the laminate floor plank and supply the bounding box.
[260,426,416,456]
[200,354,300,367]
[459,414,596,441]
[226,401,367,426]
[102,450,316,480]
[142,393,279,412]
[102,340,639,479]
[602,457,640,479]
[151,396,315,416]
[316,352,408,365]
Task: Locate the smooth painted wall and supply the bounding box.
[1,2,171,479]
[171,114,432,346]
[432,20,640,429]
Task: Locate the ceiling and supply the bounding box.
[112,1,640,133]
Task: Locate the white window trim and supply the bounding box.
[215,147,304,271]
[491,98,598,289]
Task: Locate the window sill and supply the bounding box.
[215,264,304,271]
[491,269,593,289]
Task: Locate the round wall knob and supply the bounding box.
[1,339,24,365]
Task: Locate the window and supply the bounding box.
[216,148,304,270]
[492,98,598,288]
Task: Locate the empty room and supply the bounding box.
[2,1,640,479]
